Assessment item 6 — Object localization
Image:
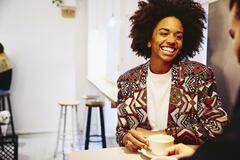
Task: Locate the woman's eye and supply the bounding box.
[159,32,168,36]
[229,29,235,39]
[176,35,183,40]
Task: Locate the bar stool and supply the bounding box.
[54,100,81,160]
[83,96,106,150]
[0,92,15,135]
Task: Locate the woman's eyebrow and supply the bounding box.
[159,28,183,34]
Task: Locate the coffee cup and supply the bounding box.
[147,134,174,156]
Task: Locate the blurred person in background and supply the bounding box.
[0,42,13,95]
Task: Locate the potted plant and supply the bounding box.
[52,0,77,18]
[52,0,63,7]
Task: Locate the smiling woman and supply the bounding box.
[115,0,229,153]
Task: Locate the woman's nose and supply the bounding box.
[166,35,176,44]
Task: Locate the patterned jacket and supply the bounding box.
[116,60,228,146]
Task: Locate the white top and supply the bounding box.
[146,67,172,131]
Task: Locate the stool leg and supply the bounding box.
[62,106,67,160]
[84,107,92,150]
[2,96,5,110]
[75,106,81,149]
[6,95,15,135]
[99,107,106,148]
[0,96,3,110]
[71,106,75,149]
[54,107,63,158]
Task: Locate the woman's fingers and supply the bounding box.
[125,140,139,152]
[165,143,196,159]
[129,129,148,144]
[165,144,181,156]
[128,129,148,147]
[128,134,147,149]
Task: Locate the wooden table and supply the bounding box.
[69,147,149,160]
[69,145,199,160]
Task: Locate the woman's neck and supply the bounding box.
[149,59,173,74]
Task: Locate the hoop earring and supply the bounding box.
[147,42,151,48]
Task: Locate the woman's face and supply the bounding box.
[229,3,240,63]
[148,16,184,63]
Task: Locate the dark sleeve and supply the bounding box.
[0,69,12,90]
[184,139,239,160]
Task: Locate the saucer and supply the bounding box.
[140,148,176,160]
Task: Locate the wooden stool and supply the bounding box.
[54,100,80,159]
[0,92,15,135]
[84,97,106,150]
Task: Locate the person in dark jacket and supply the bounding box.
[164,0,240,159]
[0,42,13,94]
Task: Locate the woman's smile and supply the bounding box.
[160,46,177,56]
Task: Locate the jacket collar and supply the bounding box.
[139,60,179,88]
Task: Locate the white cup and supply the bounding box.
[147,134,174,156]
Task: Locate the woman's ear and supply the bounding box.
[147,42,151,48]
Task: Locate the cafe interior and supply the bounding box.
[0,0,240,159]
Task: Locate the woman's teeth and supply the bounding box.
[161,47,174,52]
[161,47,176,55]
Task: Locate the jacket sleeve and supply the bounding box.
[166,67,229,144]
[115,78,129,146]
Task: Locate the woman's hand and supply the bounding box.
[165,143,196,159]
[123,129,148,152]
[123,127,168,152]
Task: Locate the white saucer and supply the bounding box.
[140,148,176,160]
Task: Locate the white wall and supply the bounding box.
[190,0,209,64]
[0,0,89,133]
[87,0,119,137]
[118,0,147,75]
